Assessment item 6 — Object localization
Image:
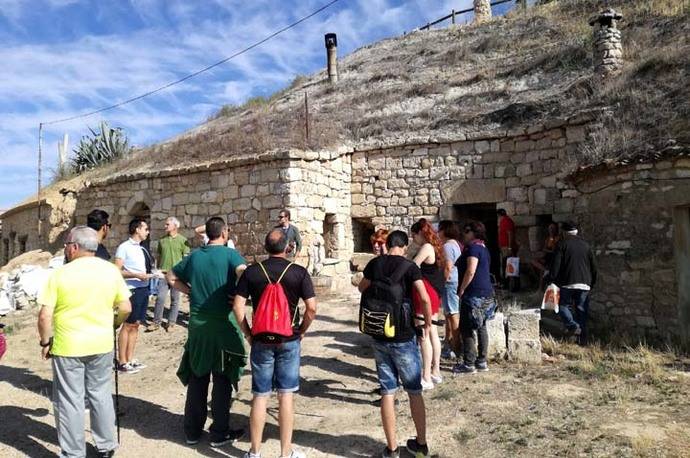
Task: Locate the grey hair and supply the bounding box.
[167,216,180,228]
[68,226,99,252]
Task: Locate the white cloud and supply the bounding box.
[0,0,500,208]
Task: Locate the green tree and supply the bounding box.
[71,122,132,173]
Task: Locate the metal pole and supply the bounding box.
[452,9,456,24]
[37,123,43,247]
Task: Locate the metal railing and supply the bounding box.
[418,0,523,31]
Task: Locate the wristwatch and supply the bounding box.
[39,338,52,347]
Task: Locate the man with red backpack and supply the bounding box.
[233,228,317,458]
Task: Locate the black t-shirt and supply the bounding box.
[363,255,422,301]
[95,244,111,261]
[236,256,315,340]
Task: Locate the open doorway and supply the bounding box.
[130,202,151,251]
[453,203,500,279]
[352,217,375,253]
[674,206,690,347]
[323,213,338,258]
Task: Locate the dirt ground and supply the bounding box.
[1,288,689,458]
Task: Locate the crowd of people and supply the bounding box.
[36,206,596,458]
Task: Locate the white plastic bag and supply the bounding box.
[541,283,560,313]
[506,257,520,277]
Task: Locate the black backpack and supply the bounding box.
[359,256,415,340]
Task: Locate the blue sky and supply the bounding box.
[0,0,516,210]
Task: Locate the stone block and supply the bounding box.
[352,205,376,218]
[487,312,507,360]
[474,140,491,154]
[507,187,528,202]
[508,339,542,364]
[351,253,375,271]
[507,309,540,340]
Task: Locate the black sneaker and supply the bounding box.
[382,446,400,458]
[452,363,477,375]
[210,429,245,447]
[406,438,429,458]
[98,450,115,458]
[475,361,489,372]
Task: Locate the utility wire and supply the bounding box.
[43,0,341,126]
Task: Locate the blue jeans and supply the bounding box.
[442,281,460,315]
[558,288,589,344]
[460,296,493,366]
[372,338,422,395]
[250,338,301,396]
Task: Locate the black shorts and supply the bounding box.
[125,287,150,324]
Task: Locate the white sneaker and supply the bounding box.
[430,374,443,385]
[281,450,306,458]
[421,380,434,391]
[243,452,261,458]
[130,359,147,369]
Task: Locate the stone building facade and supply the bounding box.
[2,115,689,347]
[569,157,690,345]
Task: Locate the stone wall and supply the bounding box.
[69,150,354,268]
[571,158,690,345]
[1,204,45,263]
[282,151,353,274]
[350,117,593,261]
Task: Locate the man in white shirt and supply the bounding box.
[114,218,152,374]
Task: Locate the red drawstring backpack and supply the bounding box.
[251,262,296,339]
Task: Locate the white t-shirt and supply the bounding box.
[114,238,148,289]
[202,234,235,249]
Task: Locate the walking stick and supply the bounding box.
[113,327,121,444]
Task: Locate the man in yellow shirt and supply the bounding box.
[38,226,131,458]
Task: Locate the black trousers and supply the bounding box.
[184,371,233,441]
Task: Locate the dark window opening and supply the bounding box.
[18,235,27,255]
[674,206,690,347]
[352,217,375,253]
[323,213,338,258]
[129,202,152,251]
[2,238,9,265]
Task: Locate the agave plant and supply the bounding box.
[70,122,132,173]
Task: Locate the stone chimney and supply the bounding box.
[589,8,623,77]
[325,33,338,84]
[474,0,492,23]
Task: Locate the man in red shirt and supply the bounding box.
[497,209,517,286]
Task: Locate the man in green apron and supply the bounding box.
[167,217,247,448]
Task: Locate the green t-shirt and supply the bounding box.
[172,244,245,314]
[157,234,190,271]
[173,244,247,383]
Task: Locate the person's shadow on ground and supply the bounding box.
[0,365,384,457]
[0,406,56,457]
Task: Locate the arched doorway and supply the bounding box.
[129,202,151,251]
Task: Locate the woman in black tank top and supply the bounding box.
[410,219,445,390]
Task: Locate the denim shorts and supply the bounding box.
[250,338,301,396]
[372,338,422,395]
[442,281,460,315]
[125,287,149,324]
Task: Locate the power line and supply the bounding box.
[43,0,342,126]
